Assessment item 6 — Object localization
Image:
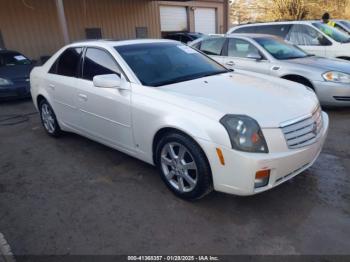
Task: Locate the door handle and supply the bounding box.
[226,61,235,67]
[48,84,55,90]
[78,94,88,101]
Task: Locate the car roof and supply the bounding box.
[227,33,281,39]
[233,20,321,28]
[69,39,179,48]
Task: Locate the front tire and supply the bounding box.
[39,99,62,137]
[155,132,213,200]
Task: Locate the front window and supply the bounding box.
[0,51,31,66]
[115,43,228,87]
[82,48,121,81]
[228,39,262,59]
[313,22,350,43]
[254,37,309,60]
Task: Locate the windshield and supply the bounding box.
[339,20,350,30]
[313,22,350,43]
[115,43,228,87]
[254,37,309,60]
[0,51,31,66]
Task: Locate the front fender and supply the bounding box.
[131,96,230,165]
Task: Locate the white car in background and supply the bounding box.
[228,20,350,60]
[30,40,328,199]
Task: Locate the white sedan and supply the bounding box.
[30,39,329,199]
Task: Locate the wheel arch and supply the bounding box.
[36,94,47,107]
[281,74,314,89]
[152,127,211,169]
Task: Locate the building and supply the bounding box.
[0,0,229,60]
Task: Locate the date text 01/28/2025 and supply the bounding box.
[127,255,220,261]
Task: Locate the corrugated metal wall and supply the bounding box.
[64,0,161,42]
[0,0,64,59]
[0,0,226,59]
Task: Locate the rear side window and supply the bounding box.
[235,25,291,38]
[82,48,120,81]
[286,24,332,46]
[199,38,226,55]
[49,47,82,77]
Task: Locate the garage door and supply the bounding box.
[160,6,188,32]
[194,8,216,34]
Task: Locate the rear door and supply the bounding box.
[222,38,271,74]
[45,47,82,128]
[285,24,328,56]
[75,47,134,150]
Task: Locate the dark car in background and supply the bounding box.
[0,50,34,100]
[164,32,204,43]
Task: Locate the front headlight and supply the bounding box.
[322,71,350,84]
[0,78,13,86]
[220,115,268,153]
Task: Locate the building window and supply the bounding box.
[136,27,148,39]
[85,28,102,40]
[0,30,5,49]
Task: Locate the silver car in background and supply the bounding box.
[190,34,350,106]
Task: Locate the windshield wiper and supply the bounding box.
[154,70,228,87]
[281,55,312,60]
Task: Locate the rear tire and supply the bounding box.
[39,99,62,137]
[155,132,213,200]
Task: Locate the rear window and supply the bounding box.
[0,51,31,66]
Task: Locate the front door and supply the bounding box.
[75,47,134,151]
[223,38,271,74]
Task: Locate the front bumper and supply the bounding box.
[313,80,350,106]
[0,83,31,100]
[197,112,329,196]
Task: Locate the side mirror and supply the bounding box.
[246,52,263,61]
[93,74,121,88]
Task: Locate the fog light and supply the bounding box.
[255,169,270,188]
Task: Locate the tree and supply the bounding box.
[229,0,350,25]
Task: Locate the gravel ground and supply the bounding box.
[0,99,349,256]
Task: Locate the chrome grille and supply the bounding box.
[281,106,323,149]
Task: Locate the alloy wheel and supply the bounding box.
[41,103,56,134]
[160,142,198,193]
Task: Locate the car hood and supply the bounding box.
[0,64,34,80]
[285,56,350,73]
[160,71,319,128]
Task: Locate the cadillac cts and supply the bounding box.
[30,40,329,199]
